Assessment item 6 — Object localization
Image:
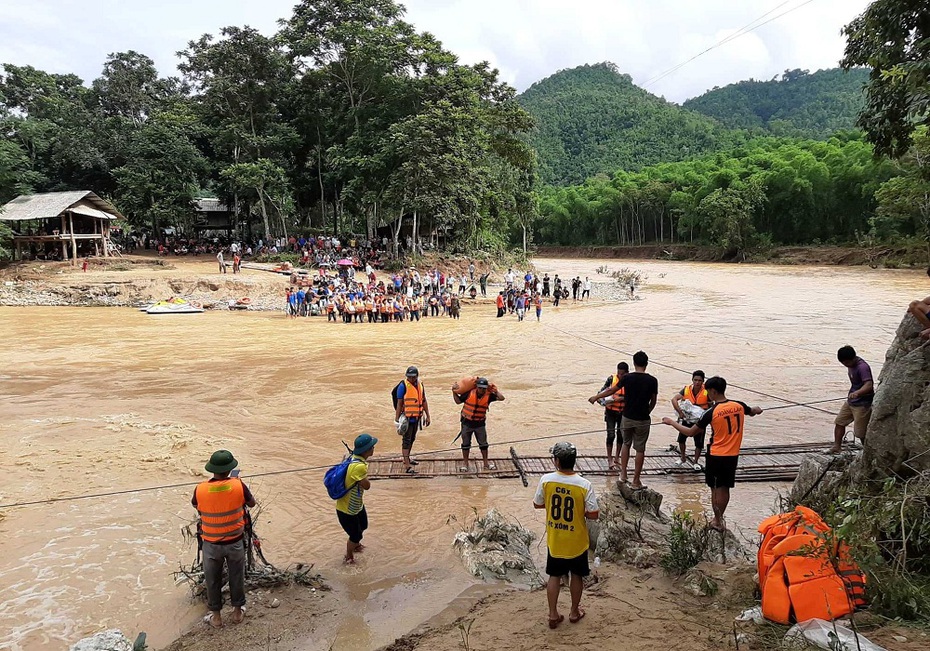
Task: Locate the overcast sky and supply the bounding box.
[0,0,872,103]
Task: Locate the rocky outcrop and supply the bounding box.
[789,452,855,505]
[595,482,749,568]
[452,509,542,586]
[860,316,930,479]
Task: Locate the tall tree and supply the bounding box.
[842,0,930,158]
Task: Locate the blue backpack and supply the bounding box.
[324,457,361,500]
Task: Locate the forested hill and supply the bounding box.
[518,63,739,185]
[682,68,869,139]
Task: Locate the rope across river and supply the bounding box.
[0,396,844,510]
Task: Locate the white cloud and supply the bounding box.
[0,0,873,101]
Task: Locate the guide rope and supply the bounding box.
[0,397,845,510]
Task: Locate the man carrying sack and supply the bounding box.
[192,450,256,628]
[453,377,505,472]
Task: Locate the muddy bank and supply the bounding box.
[536,244,928,267]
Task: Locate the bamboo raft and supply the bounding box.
[367,441,855,486]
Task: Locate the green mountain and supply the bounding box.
[518,63,738,185]
[682,68,869,139]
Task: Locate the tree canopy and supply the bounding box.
[683,68,870,139]
[517,63,739,185]
[0,0,536,251]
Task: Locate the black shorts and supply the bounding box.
[677,430,706,450]
[546,551,590,577]
[401,418,419,449]
[336,508,369,544]
[704,455,739,489]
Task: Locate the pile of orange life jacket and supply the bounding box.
[758,505,867,624]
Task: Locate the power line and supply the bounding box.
[642,0,818,89]
[546,324,837,415]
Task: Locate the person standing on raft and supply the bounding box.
[598,362,628,469]
[192,450,256,628]
[671,370,710,470]
[394,366,430,474]
[662,377,762,531]
[453,377,505,472]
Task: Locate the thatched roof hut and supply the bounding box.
[0,191,123,262]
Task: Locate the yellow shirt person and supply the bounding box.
[533,441,599,628]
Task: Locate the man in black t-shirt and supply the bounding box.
[590,351,658,488]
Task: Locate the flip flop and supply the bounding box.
[405,468,417,475]
[548,614,564,629]
[410,460,420,465]
[631,484,647,491]
[569,609,586,624]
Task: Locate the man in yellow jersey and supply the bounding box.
[336,434,377,564]
[192,450,257,628]
[662,377,762,531]
[671,370,710,470]
[533,442,599,629]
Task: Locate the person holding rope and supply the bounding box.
[597,362,628,469]
[589,351,657,489]
[830,346,873,454]
[191,450,256,628]
[662,377,763,531]
[453,378,505,472]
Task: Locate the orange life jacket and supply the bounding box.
[403,379,424,418]
[757,506,867,625]
[195,478,246,544]
[462,389,491,422]
[684,384,710,408]
[606,374,625,413]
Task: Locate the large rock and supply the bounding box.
[789,453,854,505]
[595,481,750,568]
[860,316,930,479]
[453,509,542,586]
[69,630,133,651]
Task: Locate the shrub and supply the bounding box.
[660,512,709,576]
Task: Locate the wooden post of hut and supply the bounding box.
[68,212,77,264]
[60,214,68,261]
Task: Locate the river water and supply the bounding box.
[0,258,924,650]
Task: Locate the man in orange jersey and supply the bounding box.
[192,450,257,627]
[663,377,762,531]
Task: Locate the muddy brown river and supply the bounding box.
[0,257,924,650]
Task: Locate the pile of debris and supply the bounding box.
[453,509,543,586]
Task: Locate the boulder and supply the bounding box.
[69,630,133,651]
[453,509,542,586]
[860,316,930,479]
[789,453,853,505]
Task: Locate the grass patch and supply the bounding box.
[660,511,709,576]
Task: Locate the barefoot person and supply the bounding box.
[394,366,430,474]
[336,434,377,564]
[589,351,657,489]
[662,377,763,531]
[533,442,599,629]
[192,450,256,628]
[453,378,505,471]
[671,371,710,470]
[831,346,874,453]
[907,267,930,337]
[598,362,628,469]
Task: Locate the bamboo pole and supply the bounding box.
[60,214,67,260]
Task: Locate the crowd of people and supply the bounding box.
[281,265,496,321]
